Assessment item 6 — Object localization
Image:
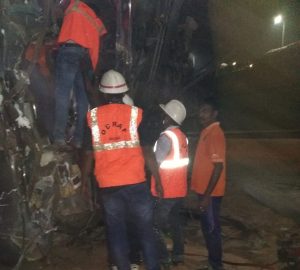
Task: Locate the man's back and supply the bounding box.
[87,104,145,187]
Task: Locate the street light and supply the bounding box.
[273,14,285,47]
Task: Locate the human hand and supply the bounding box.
[155,182,164,198]
[199,196,210,212]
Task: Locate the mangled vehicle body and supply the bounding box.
[0,0,213,266]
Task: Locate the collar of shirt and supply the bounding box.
[202,122,219,132]
[166,125,179,131]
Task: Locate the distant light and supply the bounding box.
[249,64,254,68]
[220,63,228,68]
[274,14,283,25]
[232,61,237,66]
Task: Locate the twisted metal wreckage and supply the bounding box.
[1,1,300,269]
[0,1,92,267]
[0,0,212,267]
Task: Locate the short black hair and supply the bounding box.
[200,97,219,111]
[102,93,124,103]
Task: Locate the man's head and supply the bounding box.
[198,97,219,128]
[99,70,128,103]
[160,99,186,127]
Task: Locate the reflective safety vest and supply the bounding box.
[151,128,189,198]
[87,104,145,188]
[58,0,107,70]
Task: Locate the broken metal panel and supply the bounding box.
[0,1,98,266]
[0,86,91,262]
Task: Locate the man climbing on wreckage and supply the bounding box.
[81,69,163,270]
[53,0,107,150]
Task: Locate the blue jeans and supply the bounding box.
[153,198,185,263]
[106,214,142,266]
[198,195,223,270]
[53,45,89,146]
[101,183,160,270]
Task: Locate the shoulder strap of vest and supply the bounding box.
[163,130,180,159]
[65,1,106,35]
[159,128,189,169]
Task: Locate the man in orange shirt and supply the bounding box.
[191,98,226,270]
[53,0,106,149]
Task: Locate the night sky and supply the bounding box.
[208,0,300,64]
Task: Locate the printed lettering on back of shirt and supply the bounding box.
[101,121,127,134]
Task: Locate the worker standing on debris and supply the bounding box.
[191,98,226,270]
[151,100,189,269]
[53,0,106,149]
[82,70,163,270]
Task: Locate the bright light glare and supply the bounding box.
[274,15,283,25]
[232,61,237,66]
[249,64,253,68]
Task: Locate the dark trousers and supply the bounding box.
[101,183,160,270]
[198,195,223,270]
[106,217,142,266]
[153,198,185,263]
[53,44,89,146]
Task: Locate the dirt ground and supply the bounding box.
[3,138,300,270]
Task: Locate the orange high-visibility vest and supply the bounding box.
[151,128,189,198]
[87,104,145,188]
[58,0,107,70]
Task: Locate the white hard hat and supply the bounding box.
[99,70,128,94]
[122,94,134,105]
[160,99,186,125]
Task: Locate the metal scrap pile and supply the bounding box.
[0,0,93,267]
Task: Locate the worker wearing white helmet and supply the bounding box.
[159,99,187,125]
[99,69,129,94]
[151,99,189,268]
[83,69,162,270]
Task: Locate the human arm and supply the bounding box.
[199,127,225,211]
[199,162,223,211]
[142,146,164,198]
[138,108,164,197]
[80,125,94,194]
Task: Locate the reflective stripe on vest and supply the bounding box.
[90,106,140,152]
[155,130,189,169]
[65,0,106,34]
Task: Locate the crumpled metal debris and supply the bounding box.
[0,1,94,266]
